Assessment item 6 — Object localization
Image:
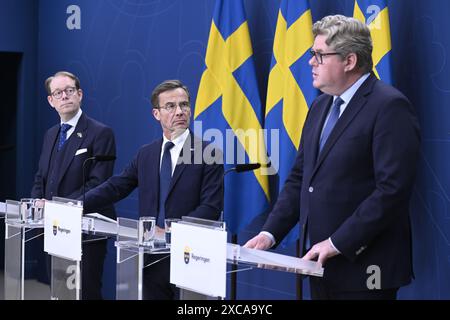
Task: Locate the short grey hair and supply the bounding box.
[313,15,373,73]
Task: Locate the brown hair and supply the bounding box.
[45,71,81,95]
[151,80,190,108]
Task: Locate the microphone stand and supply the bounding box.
[221,167,237,300]
[81,155,116,213]
[221,163,261,300]
[82,157,96,213]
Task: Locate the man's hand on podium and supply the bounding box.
[302,239,339,266]
[243,233,272,250]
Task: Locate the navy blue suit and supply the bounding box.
[263,75,421,294]
[84,132,223,299]
[31,112,116,299]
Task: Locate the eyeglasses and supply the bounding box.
[51,87,78,99]
[158,101,191,113]
[310,49,341,65]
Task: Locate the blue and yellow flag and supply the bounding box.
[354,0,393,83]
[264,0,317,246]
[194,0,269,234]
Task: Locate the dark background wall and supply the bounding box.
[0,0,449,299]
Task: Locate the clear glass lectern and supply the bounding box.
[45,197,83,300]
[115,216,323,300]
[47,197,117,300]
[115,217,169,300]
[4,199,45,300]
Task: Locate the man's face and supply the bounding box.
[152,88,191,140]
[47,75,82,121]
[309,35,347,96]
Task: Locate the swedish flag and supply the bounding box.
[354,0,393,83]
[194,0,269,234]
[264,0,317,245]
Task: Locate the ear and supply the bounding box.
[344,53,358,72]
[152,108,160,121]
[78,88,83,102]
[47,96,55,109]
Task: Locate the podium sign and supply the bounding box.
[44,201,82,261]
[170,222,227,298]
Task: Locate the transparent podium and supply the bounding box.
[115,217,169,300]
[115,216,323,300]
[4,199,45,300]
[2,197,118,300]
[44,197,83,300]
[45,197,118,300]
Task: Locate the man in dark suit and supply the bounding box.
[245,15,421,300]
[83,79,223,299]
[31,71,116,299]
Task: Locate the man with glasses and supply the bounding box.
[31,71,116,299]
[83,79,223,299]
[245,15,421,300]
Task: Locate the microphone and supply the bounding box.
[82,155,116,212]
[91,155,116,161]
[234,163,261,172]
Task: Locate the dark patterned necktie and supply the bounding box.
[58,123,72,151]
[157,141,175,227]
[319,97,344,153]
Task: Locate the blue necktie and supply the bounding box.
[58,123,72,151]
[157,141,175,227]
[319,97,344,153]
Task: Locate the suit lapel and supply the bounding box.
[311,95,334,163]
[57,113,87,186]
[312,75,376,175]
[152,138,164,208]
[42,125,60,177]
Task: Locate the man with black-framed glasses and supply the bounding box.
[31,71,116,299]
[246,15,421,300]
[83,79,224,299]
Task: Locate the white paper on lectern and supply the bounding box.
[85,212,117,224]
[238,245,324,276]
[44,201,82,261]
[170,222,227,298]
[0,201,6,215]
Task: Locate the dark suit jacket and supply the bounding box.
[31,113,116,218]
[84,132,223,221]
[263,74,421,291]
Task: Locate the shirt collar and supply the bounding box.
[61,108,82,128]
[335,73,370,105]
[162,128,190,148]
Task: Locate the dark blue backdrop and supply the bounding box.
[1,0,449,299]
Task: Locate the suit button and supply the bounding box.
[308,186,314,193]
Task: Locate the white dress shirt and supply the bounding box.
[60,108,83,140]
[160,129,190,175]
